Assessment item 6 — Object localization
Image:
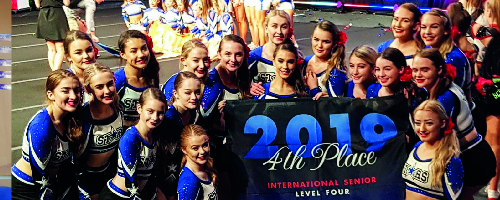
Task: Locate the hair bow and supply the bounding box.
[245,44,250,58]
[94,48,99,58]
[451,25,461,41]
[146,35,154,50]
[444,118,455,136]
[445,63,457,81]
[400,65,413,82]
[338,31,347,46]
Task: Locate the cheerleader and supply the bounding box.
[191,1,209,40]
[122,0,147,32]
[177,125,218,200]
[231,0,248,43]
[447,2,477,64]
[98,88,166,200]
[346,45,377,99]
[162,39,210,102]
[141,0,166,31]
[63,30,98,103]
[470,0,500,197]
[77,64,124,200]
[244,0,258,48]
[116,30,160,127]
[378,3,423,67]
[366,48,410,98]
[256,43,308,99]
[162,0,177,12]
[418,9,471,101]
[156,72,202,200]
[176,0,196,33]
[412,48,496,199]
[303,20,348,99]
[248,10,293,87]
[403,100,463,200]
[12,70,84,199]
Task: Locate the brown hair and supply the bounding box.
[199,0,213,19]
[46,70,85,152]
[487,0,500,27]
[413,100,460,189]
[218,35,251,99]
[118,30,160,88]
[169,71,202,104]
[447,2,471,42]
[313,20,347,85]
[398,3,425,49]
[83,63,121,114]
[180,125,217,185]
[64,30,95,56]
[414,48,452,99]
[274,43,308,97]
[418,9,454,59]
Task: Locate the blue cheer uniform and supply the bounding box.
[248,46,275,84]
[302,55,347,97]
[115,68,148,127]
[177,167,217,200]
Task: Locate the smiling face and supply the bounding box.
[411,56,441,90]
[349,55,374,84]
[392,7,418,39]
[374,57,402,87]
[183,134,210,166]
[137,99,166,129]
[181,47,210,80]
[173,78,201,110]
[311,27,335,59]
[266,16,290,45]
[420,14,448,48]
[274,50,297,80]
[120,38,150,70]
[88,71,116,105]
[67,39,96,71]
[47,77,82,113]
[414,110,446,144]
[218,40,245,72]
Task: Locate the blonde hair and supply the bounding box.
[83,63,121,114]
[349,45,378,68]
[413,100,460,189]
[265,10,292,35]
[180,125,217,185]
[419,9,454,59]
[313,20,347,85]
[199,0,213,20]
[487,0,500,26]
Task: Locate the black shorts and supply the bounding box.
[97,180,129,200]
[80,161,117,195]
[460,139,497,187]
[11,175,38,200]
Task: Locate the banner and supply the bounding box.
[224,96,410,199]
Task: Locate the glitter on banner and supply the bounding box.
[0,34,11,41]
[0,71,11,79]
[0,59,11,66]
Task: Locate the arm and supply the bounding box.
[327,69,347,97]
[444,157,464,200]
[117,132,142,198]
[35,0,40,9]
[63,0,70,7]
[177,172,200,200]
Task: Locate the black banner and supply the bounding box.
[224,95,410,199]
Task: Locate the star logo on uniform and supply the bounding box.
[37,176,50,189]
[409,168,415,174]
[129,186,139,196]
[168,164,177,172]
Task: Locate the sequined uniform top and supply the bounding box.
[122,0,146,23]
[141,7,165,27]
[177,167,217,200]
[161,8,180,26]
[255,82,297,99]
[82,103,125,154]
[115,68,149,125]
[248,46,275,84]
[161,72,179,103]
[366,83,383,99]
[434,83,475,141]
[444,46,471,94]
[200,68,241,118]
[12,108,72,198]
[345,81,355,98]
[402,142,463,200]
[378,39,415,67]
[117,126,157,198]
[302,55,347,97]
[156,105,198,197]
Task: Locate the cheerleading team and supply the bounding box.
[17,0,500,199]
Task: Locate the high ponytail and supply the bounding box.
[313,20,347,86]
